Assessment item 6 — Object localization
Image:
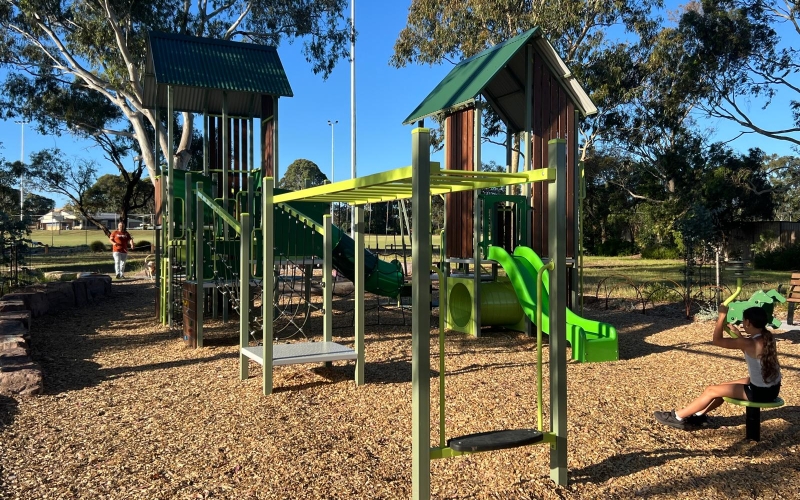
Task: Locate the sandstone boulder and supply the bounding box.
[0,346,43,395]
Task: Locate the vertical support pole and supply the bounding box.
[222,92,229,230]
[261,178,275,395]
[154,104,164,323]
[523,43,535,338]
[185,172,193,275]
[221,95,230,325]
[273,96,280,181]
[571,110,580,309]
[167,85,175,327]
[411,126,432,500]
[523,43,533,205]
[323,215,333,345]
[548,139,568,486]
[248,117,255,214]
[195,184,204,348]
[203,103,209,176]
[745,406,761,441]
[354,204,365,385]
[472,103,482,337]
[239,212,251,380]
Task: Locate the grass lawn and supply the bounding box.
[12,230,794,313]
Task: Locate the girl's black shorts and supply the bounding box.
[745,383,780,403]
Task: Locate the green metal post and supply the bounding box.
[411,127,432,500]
[167,85,175,327]
[221,94,230,324]
[548,139,568,485]
[239,212,251,379]
[323,215,333,345]
[195,183,204,348]
[154,104,165,324]
[472,103,482,337]
[354,204,365,385]
[261,178,274,395]
[185,172,193,277]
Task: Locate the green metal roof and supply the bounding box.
[143,32,293,116]
[403,28,597,128]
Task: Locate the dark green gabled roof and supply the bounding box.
[403,28,596,128]
[143,32,293,117]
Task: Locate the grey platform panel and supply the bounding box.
[241,342,357,366]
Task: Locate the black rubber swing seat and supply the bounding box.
[447,429,544,452]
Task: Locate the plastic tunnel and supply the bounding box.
[487,245,619,363]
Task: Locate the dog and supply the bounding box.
[144,255,156,280]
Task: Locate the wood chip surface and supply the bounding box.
[1,278,798,499]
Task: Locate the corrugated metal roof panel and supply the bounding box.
[142,32,292,116]
[403,28,597,127]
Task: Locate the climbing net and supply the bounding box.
[205,208,321,344]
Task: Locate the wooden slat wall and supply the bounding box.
[444,108,475,258]
[232,119,240,194]
[209,116,217,195]
[529,53,577,260]
[261,96,275,178]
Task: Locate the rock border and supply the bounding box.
[0,274,113,395]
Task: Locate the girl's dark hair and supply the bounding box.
[743,307,779,383]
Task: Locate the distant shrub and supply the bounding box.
[593,238,636,257]
[754,243,800,271]
[89,240,107,252]
[641,245,681,260]
[134,240,151,252]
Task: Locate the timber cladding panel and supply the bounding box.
[443,55,579,261]
[207,116,252,200]
[529,53,577,260]
[445,108,475,259]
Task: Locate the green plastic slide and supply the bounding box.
[280,205,405,299]
[487,245,619,363]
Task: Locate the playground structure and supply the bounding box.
[142,28,616,498]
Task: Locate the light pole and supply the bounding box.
[328,120,338,225]
[15,120,28,221]
[350,0,356,237]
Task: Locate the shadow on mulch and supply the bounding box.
[572,420,799,488]
[0,394,19,428]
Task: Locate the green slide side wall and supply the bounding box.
[487,245,619,363]
[254,192,404,298]
[173,180,404,297]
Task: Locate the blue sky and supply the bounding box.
[0,1,797,208]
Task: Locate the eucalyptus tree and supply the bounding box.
[84,173,155,218]
[672,0,800,149]
[278,159,329,191]
[23,148,115,234]
[0,0,354,198]
[390,0,665,167]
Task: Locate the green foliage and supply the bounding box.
[753,243,800,271]
[593,238,637,257]
[85,173,154,217]
[134,240,152,252]
[751,230,781,256]
[0,0,353,198]
[89,240,107,252]
[641,245,681,260]
[672,0,799,147]
[278,159,329,191]
[763,155,800,220]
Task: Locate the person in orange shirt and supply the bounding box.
[109,222,134,279]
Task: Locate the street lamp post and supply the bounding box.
[15,120,29,221]
[327,120,338,225]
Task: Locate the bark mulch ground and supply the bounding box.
[0,278,798,499]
